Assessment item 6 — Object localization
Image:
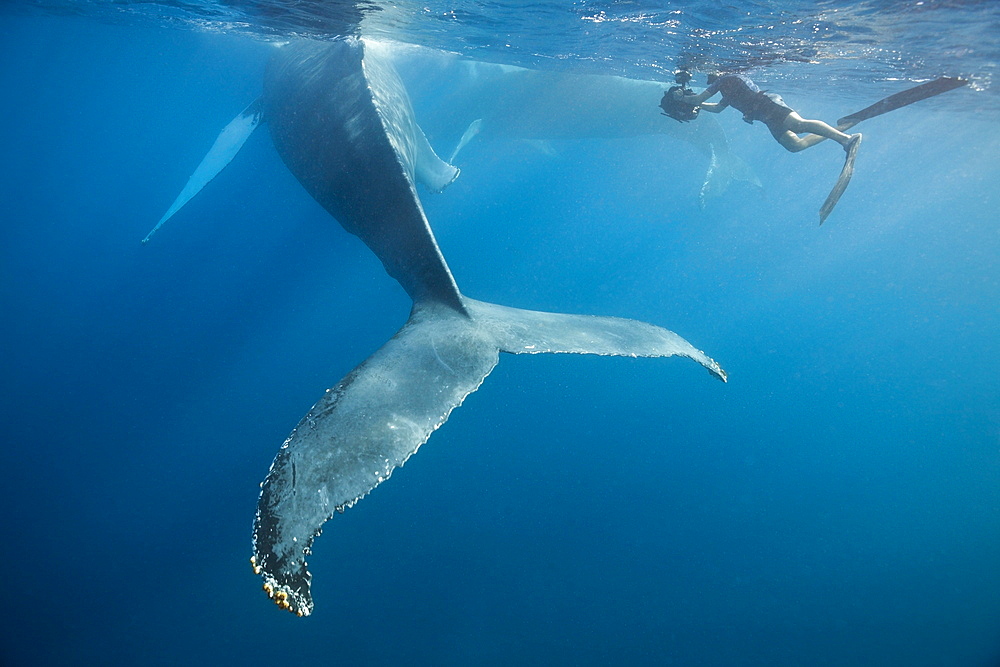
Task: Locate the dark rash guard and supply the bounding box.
[703,74,794,136]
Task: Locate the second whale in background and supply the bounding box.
[393,45,761,204]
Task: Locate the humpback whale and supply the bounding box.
[149,37,726,617]
[396,51,762,204]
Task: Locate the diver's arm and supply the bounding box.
[699,101,728,113]
[681,86,719,105]
[675,88,716,106]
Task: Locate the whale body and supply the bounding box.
[392,47,761,203]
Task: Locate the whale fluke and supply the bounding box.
[252,297,724,616]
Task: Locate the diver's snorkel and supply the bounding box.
[674,68,693,92]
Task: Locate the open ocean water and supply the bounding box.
[1,1,998,665]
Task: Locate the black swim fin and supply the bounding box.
[837,77,967,128]
[819,134,862,225]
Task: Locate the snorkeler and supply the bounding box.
[660,70,968,223]
[661,69,863,223]
[660,70,861,155]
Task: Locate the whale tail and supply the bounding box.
[142,98,264,244]
[252,295,725,616]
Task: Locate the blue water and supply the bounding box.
[2,3,999,666]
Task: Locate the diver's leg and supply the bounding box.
[784,112,854,148]
[774,127,835,153]
[775,130,818,152]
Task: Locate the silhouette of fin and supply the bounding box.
[142,97,263,244]
[699,146,762,207]
[414,122,460,192]
[448,118,483,163]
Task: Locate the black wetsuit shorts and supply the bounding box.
[756,92,795,138]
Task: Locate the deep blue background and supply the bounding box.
[2,15,998,667]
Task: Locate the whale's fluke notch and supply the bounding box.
[142,97,263,244]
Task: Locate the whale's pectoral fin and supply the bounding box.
[448,118,483,164]
[699,146,762,208]
[699,146,722,207]
[142,97,263,244]
[414,122,460,193]
[252,302,499,617]
[465,298,727,382]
